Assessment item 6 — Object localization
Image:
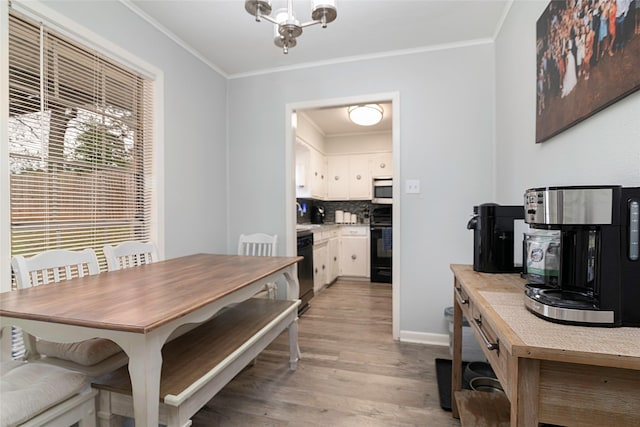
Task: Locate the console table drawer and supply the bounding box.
[458,283,509,396]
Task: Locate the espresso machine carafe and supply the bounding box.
[523,186,640,327]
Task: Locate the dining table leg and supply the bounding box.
[126,334,164,427]
[282,266,300,300]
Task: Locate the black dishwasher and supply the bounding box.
[297,230,314,315]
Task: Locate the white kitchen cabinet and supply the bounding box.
[313,227,339,289]
[313,240,327,292]
[326,230,340,285]
[327,156,349,200]
[295,140,311,199]
[339,226,370,278]
[310,149,327,200]
[327,155,371,200]
[371,152,392,178]
[348,155,371,199]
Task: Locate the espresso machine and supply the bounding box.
[523,186,640,327]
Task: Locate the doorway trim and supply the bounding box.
[285,91,400,339]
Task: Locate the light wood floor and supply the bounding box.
[192,280,461,426]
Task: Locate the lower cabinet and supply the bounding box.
[339,226,370,278]
[327,236,339,284]
[312,241,327,293]
[312,226,369,290]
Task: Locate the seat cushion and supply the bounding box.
[36,337,122,366]
[0,361,87,427]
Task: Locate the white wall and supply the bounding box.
[38,1,229,258]
[227,44,496,338]
[495,1,640,205]
[297,113,326,152]
[326,132,392,155]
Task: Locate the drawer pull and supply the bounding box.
[454,285,468,305]
[474,316,499,354]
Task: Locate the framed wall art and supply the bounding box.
[536,0,640,143]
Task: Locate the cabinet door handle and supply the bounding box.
[474,315,499,354]
[380,163,385,168]
[454,285,468,305]
[356,174,362,180]
[351,254,357,260]
[335,176,339,180]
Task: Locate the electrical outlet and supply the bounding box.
[406,179,420,194]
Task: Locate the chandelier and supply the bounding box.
[245,0,337,54]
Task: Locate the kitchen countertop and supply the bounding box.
[296,223,369,232]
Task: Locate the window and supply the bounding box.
[8,10,154,273]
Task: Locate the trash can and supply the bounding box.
[444,307,486,362]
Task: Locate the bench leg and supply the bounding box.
[288,318,300,371]
[165,402,193,427]
[95,390,123,427]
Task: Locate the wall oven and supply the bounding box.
[372,177,392,204]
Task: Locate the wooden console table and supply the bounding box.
[450,264,640,427]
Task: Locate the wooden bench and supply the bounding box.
[92,298,300,427]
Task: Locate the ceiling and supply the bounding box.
[126,0,510,135]
[300,102,392,137]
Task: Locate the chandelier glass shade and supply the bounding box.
[348,104,384,126]
[245,0,337,54]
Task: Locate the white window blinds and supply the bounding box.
[8,10,154,271]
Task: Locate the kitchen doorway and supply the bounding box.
[285,92,400,339]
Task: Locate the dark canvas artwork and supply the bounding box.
[536,0,640,143]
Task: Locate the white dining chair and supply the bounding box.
[10,249,128,377]
[103,240,159,271]
[0,360,97,427]
[238,233,278,298]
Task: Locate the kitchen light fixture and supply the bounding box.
[348,104,383,126]
[245,0,337,54]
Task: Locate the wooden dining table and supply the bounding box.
[0,253,302,427]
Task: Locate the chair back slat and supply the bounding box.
[10,248,101,361]
[238,233,277,257]
[12,249,100,289]
[103,241,159,271]
[237,233,278,299]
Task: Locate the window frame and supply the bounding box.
[1,0,165,293]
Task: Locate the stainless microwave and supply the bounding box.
[372,177,392,204]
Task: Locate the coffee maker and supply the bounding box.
[310,206,325,224]
[523,186,640,327]
[467,203,525,273]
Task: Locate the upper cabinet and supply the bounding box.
[309,149,327,200]
[327,156,349,200]
[296,138,392,202]
[296,139,326,200]
[327,155,372,200]
[371,152,393,178]
[347,155,371,199]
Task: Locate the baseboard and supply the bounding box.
[399,331,449,346]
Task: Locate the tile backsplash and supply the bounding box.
[296,199,374,224]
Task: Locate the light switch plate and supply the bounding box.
[406,179,420,194]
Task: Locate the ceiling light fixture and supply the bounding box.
[348,104,383,126]
[245,0,337,54]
